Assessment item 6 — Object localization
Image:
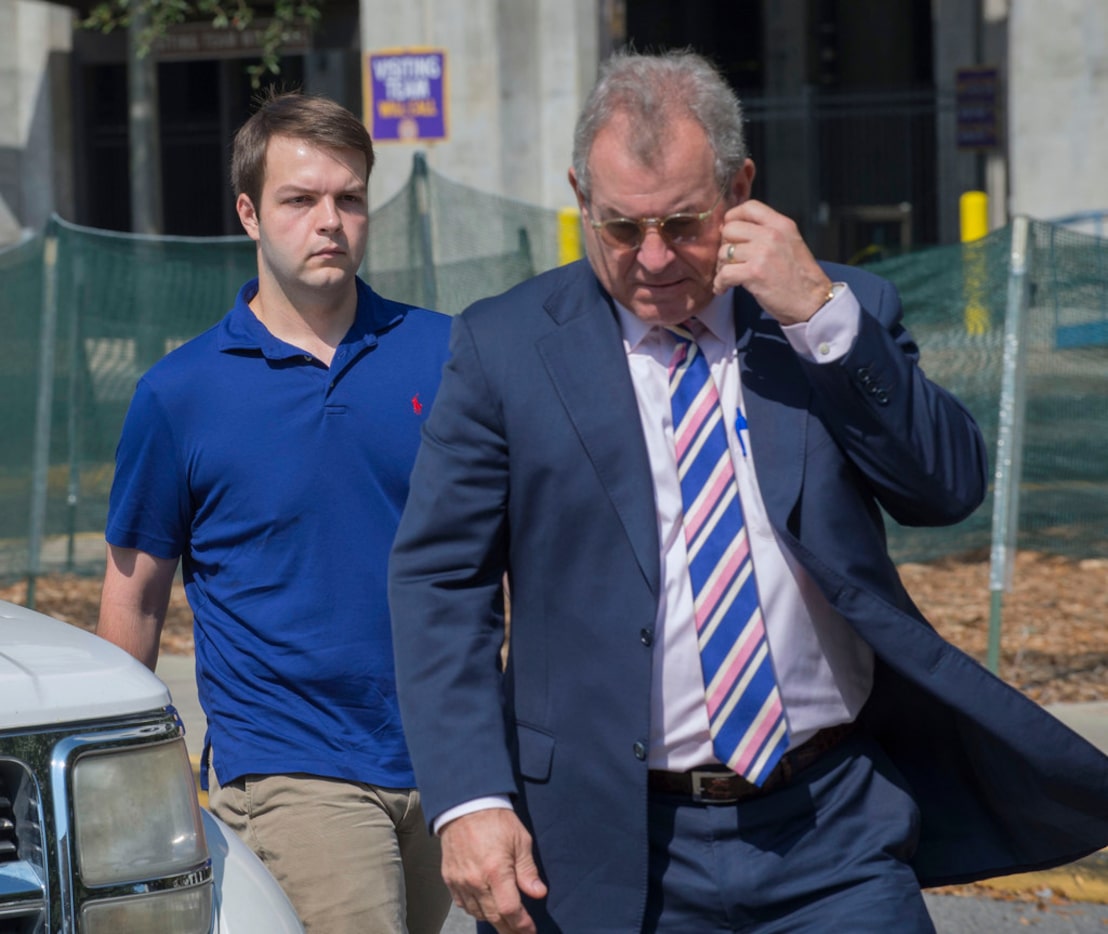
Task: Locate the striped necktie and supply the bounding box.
[667,322,789,785]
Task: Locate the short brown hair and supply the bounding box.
[231,88,375,209]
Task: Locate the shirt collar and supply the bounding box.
[218,276,402,359]
[614,289,735,353]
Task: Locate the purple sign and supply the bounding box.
[366,49,448,143]
[955,66,1000,151]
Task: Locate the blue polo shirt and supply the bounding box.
[106,277,451,789]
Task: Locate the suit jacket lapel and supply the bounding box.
[528,275,811,596]
[733,288,809,530]
[536,272,660,596]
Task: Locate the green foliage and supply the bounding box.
[80,0,325,87]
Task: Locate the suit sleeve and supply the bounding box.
[805,269,989,527]
[388,313,517,826]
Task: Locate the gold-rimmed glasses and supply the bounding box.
[587,189,725,250]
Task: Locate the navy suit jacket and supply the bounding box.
[390,259,1108,933]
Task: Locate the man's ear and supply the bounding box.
[236,193,261,242]
[567,167,586,209]
[729,159,756,205]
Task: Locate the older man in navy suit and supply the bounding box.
[389,50,1108,933]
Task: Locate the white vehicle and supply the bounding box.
[0,599,304,933]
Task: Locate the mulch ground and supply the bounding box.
[895,550,1108,705]
[5,549,1105,705]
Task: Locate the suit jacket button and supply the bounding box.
[640,628,654,646]
[633,741,647,760]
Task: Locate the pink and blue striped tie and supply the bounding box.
[667,323,789,785]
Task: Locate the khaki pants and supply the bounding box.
[209,765,450,934]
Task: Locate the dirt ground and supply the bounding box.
[895,549,1108,705]
[3,549,1106,706]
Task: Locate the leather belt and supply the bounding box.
[647,722,857,804]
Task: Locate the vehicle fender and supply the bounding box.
[202,808,304,933]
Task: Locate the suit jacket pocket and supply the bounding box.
[516,722,555,782]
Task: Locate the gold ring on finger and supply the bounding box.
[726,243,735,262]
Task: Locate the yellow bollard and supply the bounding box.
[960,190,989,242]
[960,190,990,334]
[558,206,583,265]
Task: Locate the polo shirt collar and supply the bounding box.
[217,276,405,360]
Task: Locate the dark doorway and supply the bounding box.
[625,0,763,92]
[78,57,305,236]
[620,0,940,255]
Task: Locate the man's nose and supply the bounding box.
[636,225,673,269]
[316,197,343,232]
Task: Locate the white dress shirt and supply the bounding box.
[435,285,876,830]
[615,288,874,770]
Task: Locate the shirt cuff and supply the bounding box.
[781,283,860,363]
[432,795,514,836]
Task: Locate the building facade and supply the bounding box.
[2,0,1107,253]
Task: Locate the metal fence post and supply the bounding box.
[27,234,59,608]
[412,151,438,309]
[65,261,81,571]
[986,216,1032,672]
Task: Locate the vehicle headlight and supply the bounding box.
[72,739,207,884]
[81,884,213,933]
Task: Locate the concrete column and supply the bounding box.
[0,0,74,241]
[360,0,597,211]
[1009,0,1108,226]
[501,0,595,209]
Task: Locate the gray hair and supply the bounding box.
[571,49,748,202]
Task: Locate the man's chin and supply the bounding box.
[304,265,357,287]
[625,281,715,326]
[627,297,700,327]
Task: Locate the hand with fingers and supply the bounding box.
[713,198,834,326]
[440,808,548,934]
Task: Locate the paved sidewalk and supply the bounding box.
[157,654,205,760]
[1048,701,1108,756]
[155,654,1108,932]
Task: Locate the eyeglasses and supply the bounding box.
[587,189,725,250]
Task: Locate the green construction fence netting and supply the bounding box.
[2,159,1107,588]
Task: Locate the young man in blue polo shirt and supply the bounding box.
[97,90,453,934]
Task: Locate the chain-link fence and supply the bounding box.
[2,158,1107,591]
[865,220,1108,563]
[1,158,559,588]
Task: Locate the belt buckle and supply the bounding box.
[690,769,740,804]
